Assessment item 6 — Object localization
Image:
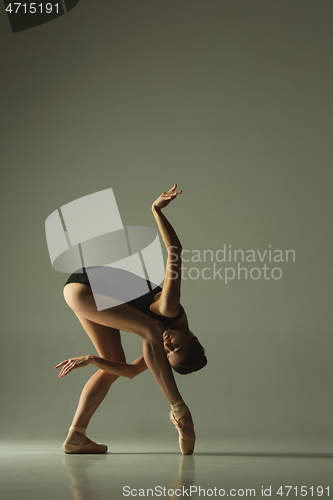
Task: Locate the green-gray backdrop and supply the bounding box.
[1,0,332,452]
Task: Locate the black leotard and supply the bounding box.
[64,266,184,326]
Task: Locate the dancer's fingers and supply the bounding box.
[55,359,73,369]
[67,361,75,371]
[162,188,180,197]
[167,191,182,198]
[59,365,71,377]
[58,361,73,377]
[168,184,177,193]
[58,365,68,377]
[54,360,67,369]
[62,360,82,377]
[167,189,182,196]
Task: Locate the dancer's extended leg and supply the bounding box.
[63,315,126,454]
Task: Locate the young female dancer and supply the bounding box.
[55,184,207,455]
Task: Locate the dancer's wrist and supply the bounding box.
[152,203,161,213]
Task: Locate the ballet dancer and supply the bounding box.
[55,184,207,455]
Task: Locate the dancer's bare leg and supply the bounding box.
[63,315,126,453]
[72,315,126,427]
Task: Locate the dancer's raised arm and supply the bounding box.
[151,183,182,250]
[151,184,183,316]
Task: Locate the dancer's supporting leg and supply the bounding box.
[63,316,126,453]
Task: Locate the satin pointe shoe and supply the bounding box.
[63,426,108,454]
[169,400,196,455]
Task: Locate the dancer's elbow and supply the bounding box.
[127,369,136,380]
[128,365,145,379]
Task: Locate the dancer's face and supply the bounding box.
[162,329,194,366]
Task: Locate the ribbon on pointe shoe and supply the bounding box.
[63,426,108,454]
[68,425,86,435]
[169,400,196,455]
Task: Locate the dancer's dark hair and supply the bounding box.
[172,339,207,375]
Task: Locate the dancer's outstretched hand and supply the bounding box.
[152,183,182,210]
[54,355,92,378]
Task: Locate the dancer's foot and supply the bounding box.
[63,426,108,454]
[169,400,195,455]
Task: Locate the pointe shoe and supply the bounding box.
[169,400,196,455]
[63,426,108,454]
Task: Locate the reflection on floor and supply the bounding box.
[0,442,332,500]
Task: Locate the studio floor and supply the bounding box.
[0,441,332,500]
